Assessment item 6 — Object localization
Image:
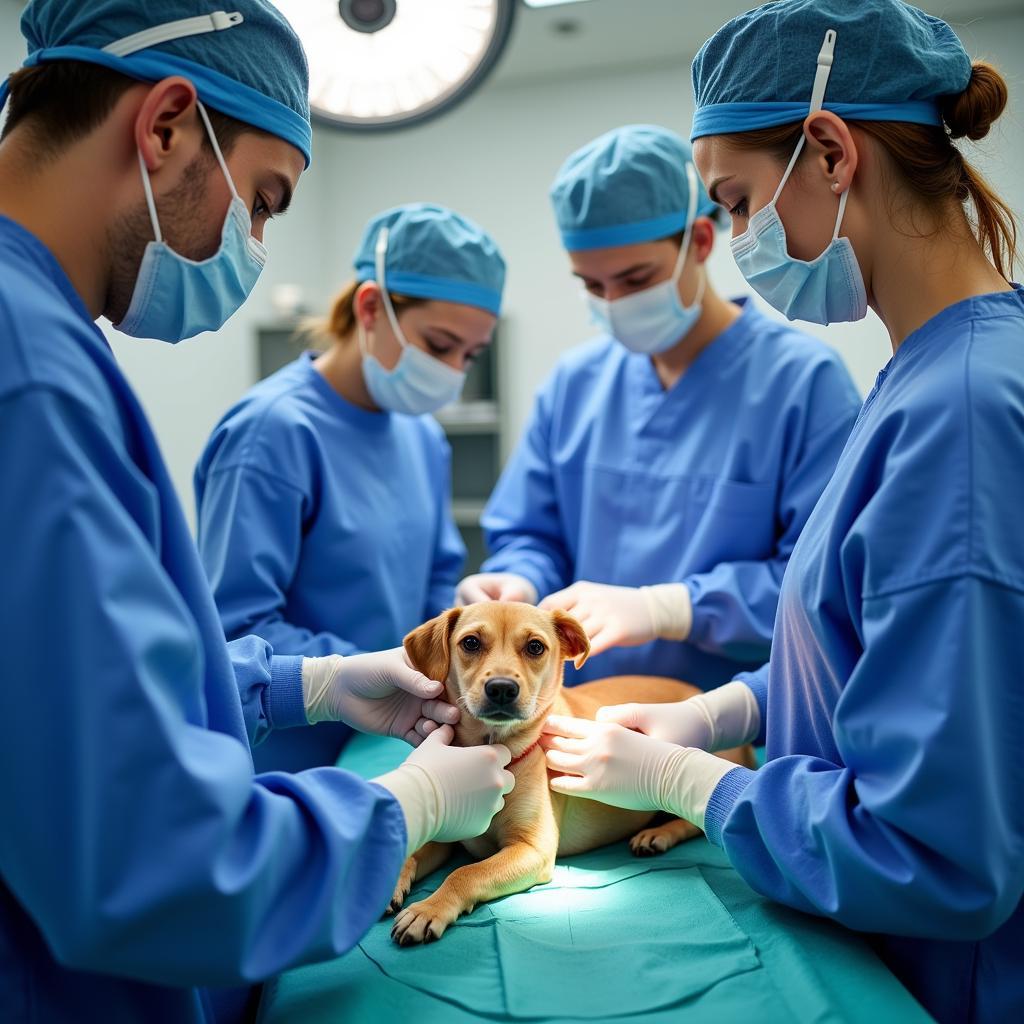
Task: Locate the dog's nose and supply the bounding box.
[484,677,520,706]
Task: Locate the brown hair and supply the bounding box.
[2,61,250,159]
[722,60,1018,279]
[315,279,429,345]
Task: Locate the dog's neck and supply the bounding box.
[450,684,573,766]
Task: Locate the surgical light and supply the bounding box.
[274,0,517,131]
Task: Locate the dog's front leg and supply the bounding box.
[385,842,454,916]
[391,840,554,945]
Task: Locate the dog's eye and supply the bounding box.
[525,639,546,657]
[460,635,481,653]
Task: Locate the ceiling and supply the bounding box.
[493,0,1024,85]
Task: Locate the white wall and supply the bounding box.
[2,1,1022,524]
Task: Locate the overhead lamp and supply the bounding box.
[274,0,517,131]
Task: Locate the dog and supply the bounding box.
[388,601,755,945]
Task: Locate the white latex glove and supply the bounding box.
[539,581,691,657]
[596,681,761,752]
[456,572,539,605]
[374,726,515,855]
[302,649,459,744]
[540,716,737,831]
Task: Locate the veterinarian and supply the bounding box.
[459,123,861,687]
[196,203,503,773]
[541,3,1024,1021]
[0,3,513,1022]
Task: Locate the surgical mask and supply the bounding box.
[359,227,467,415]
[585,163,705,355]
[728,29,867,325]
[117,101,267,343]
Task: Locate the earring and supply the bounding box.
[831,181,841,192]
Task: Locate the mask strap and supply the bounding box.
[770,29,837,206]
[196,101,241,202]
[375,228,409,350]
[672,162,700,280]
[831,186,850,240]
[137,149,163,244]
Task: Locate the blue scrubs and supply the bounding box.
[195,352,465,772]
[704,289,1024,1024]
[482,298,860,686]
[0,217,407,1024]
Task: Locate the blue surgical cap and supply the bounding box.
[691,0,971,141]
[550,125,717,252]
[2,1,311,166]
[353,204,506,318]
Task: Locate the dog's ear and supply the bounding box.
[404,607,463,681]
[551,610,590,670]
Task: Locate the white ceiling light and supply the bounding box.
[275,0,517,131]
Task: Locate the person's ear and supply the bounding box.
[803,110,859,195]
[354,281,383,333]
[404,608,463,682]
[690,217,717,264]
[133,76,201,173]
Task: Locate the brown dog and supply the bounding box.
[389,601,755,945]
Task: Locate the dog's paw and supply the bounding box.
[391,899,456,946]
[629,828,674,857]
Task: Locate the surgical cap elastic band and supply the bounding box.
[354,266,503,317]
[559,200,719,252]
[0,44,312,167]
[691,99,942,140]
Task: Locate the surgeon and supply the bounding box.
[0,4,513,1023]
[540,3,1024,1022]
[460,124,860,687]
[196,203,504,773]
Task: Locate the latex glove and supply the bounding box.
[302,648,459,744]
[596,681,761,752]
[456,572,538,605]
[374,726,515,855]
[540,716,737,830]
[539,581,691,657]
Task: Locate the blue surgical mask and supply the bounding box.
[584,163,705,356]
[116,102,267,343]
[728,28,867,326]
[359,227,467,416]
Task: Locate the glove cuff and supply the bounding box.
[641,583,693,641]
[301,655,344,725]
[701,681,762,750]
[660,746,740,831]
[373,763,442,857]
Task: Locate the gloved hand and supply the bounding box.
[539,581,691,657]
[302,648,459,744]
[540,716,737,830]
[373,726,515,855]
[456,572,538,605]
[595,681,761,752]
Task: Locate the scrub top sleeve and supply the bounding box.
[425,437,466,618]
[0,387,407,985]
[713,575,1024,940]
[735,663,769,746]
[684,410,857,661]
[228,633,307,743]
[196,463,364,657]
[480,385,572,599]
